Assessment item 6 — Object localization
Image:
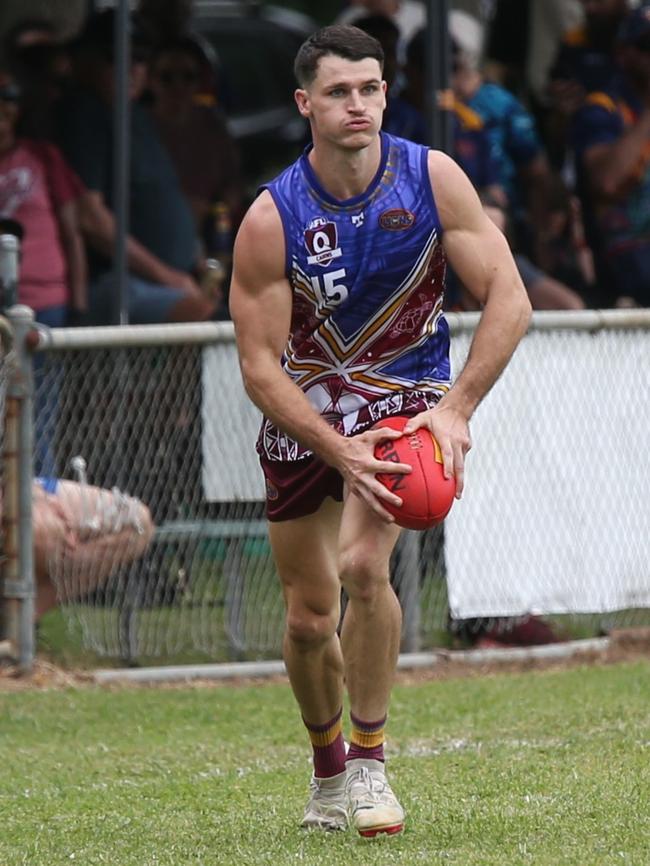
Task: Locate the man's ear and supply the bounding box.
[295,88,310,118]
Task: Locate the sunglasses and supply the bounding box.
[157,70,198,85]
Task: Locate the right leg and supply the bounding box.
[268,495,344,735]
[268,496,348,829]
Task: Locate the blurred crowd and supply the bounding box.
[1,0,649,332]
[0,3,244,328]
[347,0,650,312]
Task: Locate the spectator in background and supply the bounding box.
[56,9,216,325]
[28,474,154,623]
[546,0,632,168]
[538,173,597,300]
[572,3,650,308]
[403,21,587,311]
[0,69,87,475]
[448,12,552,251]
[147,38,244,237]
[0,71,86,328]
[147,37,244,317]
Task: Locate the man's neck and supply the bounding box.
[308,135,382,200]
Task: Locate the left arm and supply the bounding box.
[404,150,532,496]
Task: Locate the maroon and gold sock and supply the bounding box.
[303,708,347,779]
[346,712,387,763]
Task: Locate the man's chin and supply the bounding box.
[340,128,377,149]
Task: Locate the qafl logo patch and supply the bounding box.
[379,208,416,231]
[304,217,343,266]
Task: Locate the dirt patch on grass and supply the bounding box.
[0,657,94,691]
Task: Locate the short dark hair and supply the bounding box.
[294,24,384,87]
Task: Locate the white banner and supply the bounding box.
[445,328,650,617]
[201,343,264,501]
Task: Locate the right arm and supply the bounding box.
[229,192,410,520]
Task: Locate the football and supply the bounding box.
[374,415,457,530]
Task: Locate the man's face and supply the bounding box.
[295,55,386,150]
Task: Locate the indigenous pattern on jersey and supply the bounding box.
[259,132,450,462]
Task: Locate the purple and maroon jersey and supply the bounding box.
[258,132,450,462]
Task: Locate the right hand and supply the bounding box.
[335,427,412,523]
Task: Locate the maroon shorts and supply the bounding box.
[258,391,442,522]
[260,454,344,522]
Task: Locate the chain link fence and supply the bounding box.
[2,310,649,666]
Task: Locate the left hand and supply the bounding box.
[403,405,472,498]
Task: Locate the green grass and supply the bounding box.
[1,661,649,865]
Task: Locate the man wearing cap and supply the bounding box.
[572,2,650,307]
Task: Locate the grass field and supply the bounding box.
[1,660,649,866]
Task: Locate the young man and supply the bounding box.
[229,25,531,836]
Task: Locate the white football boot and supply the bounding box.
[300,770,348,831]
[345,758,405,837]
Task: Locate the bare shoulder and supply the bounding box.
[426,149,484,232]
[233,190,285,283]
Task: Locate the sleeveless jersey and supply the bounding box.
[258,132,451,462]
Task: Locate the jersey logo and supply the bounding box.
[351,212,365,228]
[379,208,416,231]
[304,217,342,266]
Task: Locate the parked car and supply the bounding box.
[190,1,317,187]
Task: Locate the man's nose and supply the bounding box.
[347,90,364,111]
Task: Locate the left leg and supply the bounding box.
[338,492,406,836]
[338,494,402,721]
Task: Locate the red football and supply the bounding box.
[373,415,456,530]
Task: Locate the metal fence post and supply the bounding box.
[1,305,36,671]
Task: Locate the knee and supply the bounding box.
[286,605,339,648]
[338,548,388,603]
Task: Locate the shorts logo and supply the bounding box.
[379,208,416,231]
[265,479,279,501]
[305,217,343,266]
